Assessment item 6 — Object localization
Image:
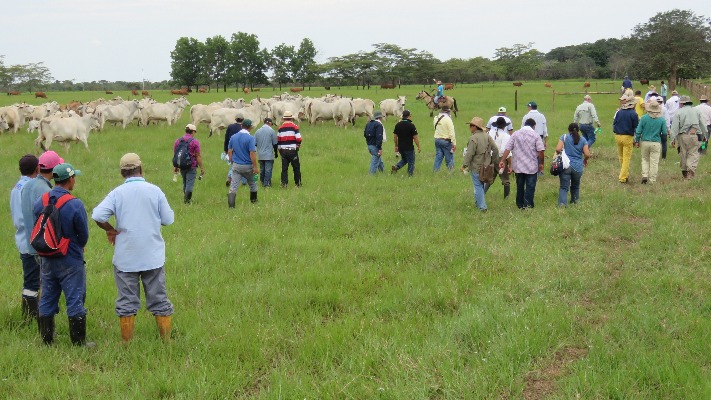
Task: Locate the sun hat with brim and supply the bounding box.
[120,153,142,170]
[52,163,81,182]
[373,111,384,119]
[38,151,64,170]
[645,101,662,118]
[467,117,486,130]
[679,95,692,104]
[700,96,708,102]
[282,111,293,119]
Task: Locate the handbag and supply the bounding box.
[550,154,563,176]
[479,163,494,184]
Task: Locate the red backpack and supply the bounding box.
[30,192,75,257]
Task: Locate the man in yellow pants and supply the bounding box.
[613,92,640,183]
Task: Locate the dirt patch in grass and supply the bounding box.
[521,346,589,400]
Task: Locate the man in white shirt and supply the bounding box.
[522,101,548,149]
[486,117,512,198]
[694,95,711,151]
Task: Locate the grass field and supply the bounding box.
[1,82,710,399]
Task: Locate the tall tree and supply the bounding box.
[170,37,204,90]
[494,42,543,80]
[229,32,269,90]
[203,35,230,92]
[292,38,318,88]
[271,43,295,90]
[629,9,711,88]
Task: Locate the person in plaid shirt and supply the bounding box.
[498,118,545,209]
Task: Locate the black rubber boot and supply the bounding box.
[22,296,39,320]
[68,316,96,348]
[682,170,688,179]
[504,185,510,199]
[227,193,236,208]
[38,315,54,345]
[250,191,258,204]
[184,191,193,204]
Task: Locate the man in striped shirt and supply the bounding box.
[277,111,303,187]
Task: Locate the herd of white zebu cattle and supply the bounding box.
[0,93,407,151]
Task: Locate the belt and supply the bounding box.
[436,138,451,142]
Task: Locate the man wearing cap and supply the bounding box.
[665,90,681,123]
[19,151,64,320]
[486,107,513,133]
[634,100,667,184]
[622,76,633,94]
[173,124,204,204]
[487,117,512,198]
[227,119,259,205]
[499,118,545,209]
[461,117,498,211]
[694,96,711,152]
[224,116,244,187]
[613,92,640,183]
[277,111,303,187]
[573,95,602,149]
[391,109,420,176]
[433,106,456,172]
[10,154,40,321]
[521,101,548,149]
[670,96,708,179]
[254,117,278,186]
[364,111,385,174]
[33,163,93,347]
[92,153,175,342]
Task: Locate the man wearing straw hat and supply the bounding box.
[461,117,498,211]
[613,91,639,183]
[670,96,708,179]
[634,100,667,184]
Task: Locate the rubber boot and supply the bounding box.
[119,315,135,343]
[250,191,258,204]
[184,191,192,204]
[688,170,695,179]
[227,193,236,208]
[156,315,172,341]
[22,296,39,321]
[38,315,54,345]
[68,316,96,348]
[682,170,688,179]
[504,185,510,199]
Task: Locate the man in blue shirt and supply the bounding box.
[33,163,93,347]
[92,153,175,342]
[227,119,259,207]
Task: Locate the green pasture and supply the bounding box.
[0,81,709,399]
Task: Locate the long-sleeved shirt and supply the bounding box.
[11,176,32,254]
[521,110,547,138]
[635,114,668,143]
[613,108,639,135]
[33,187,89,267]
[364,119,384,150]
[224,122,242,152]
[463,131,498,172]
[694,103,711,127]
[573,101,600,125]
[92,177,174,272]
[433,113,456,145]
[277,121,302,150]
[20,175,52,255]
[670,105,709,142]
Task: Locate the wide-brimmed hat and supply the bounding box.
[700,95,708,102]
[648,85,656,91]
[467,117,485,130]
[373,111,384,119]
[282,111,294,119]
[120,153,142,170]
[671,90,679,95]
[619,92,636,109]
[645,100,662,117]
[679,95,692,104]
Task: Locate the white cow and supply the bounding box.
[0,103,33,133]
[209,103,270,136]
[0,116,9,132]
[97,100,142,130]
[141,97,190,127]
[271,99,305,124]
[27,119,40,133]
[35,114,99,151]
[306,100,335,125]
[351,98,375,125]
[30,101,59,121]
[333,98,355,128]
[379,96,406,120]
[190,98,244,127]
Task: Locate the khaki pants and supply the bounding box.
[640,141,661,183]
[678,134,700,172]
[615,135,634,182]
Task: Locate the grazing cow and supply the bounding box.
[141,96,190,126]
[0,103,33,133]
[332,98,355,128]
[380,83,395,89]
[142,90,150,96]
[198,88,207,93]
[7,91,20,96]
[271,100,305,124]
[351,98,375,125]
[444,83,454,90]
[189,99,244,127]
[379,96,406,121]
[105,91,114,95]
[35,92,47,98]
[243,87,251,94]
[512,82,523,87]
[31,101,60,121]
[96,100,142,130]
[583,82,591,88]
[170,89,188,95]
[132,90,139,96]
[35,113,99,151]
[209,103,269,136]
[290,87,303,93]
[545,82,553,88]
[639,79,650,85]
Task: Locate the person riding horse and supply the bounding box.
[434,80,445,105]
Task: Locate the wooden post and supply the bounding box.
[515,90,518,112]
[552,90,556,112]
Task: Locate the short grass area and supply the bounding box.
[0,82,709,399]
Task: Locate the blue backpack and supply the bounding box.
[172,138,194,169]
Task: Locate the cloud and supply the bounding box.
[90,39,102,47]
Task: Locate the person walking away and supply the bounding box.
[33,163,93,347]
[694,95,711,154]
[392,109,420,176]
[277,111,302,188]
[634,100,667,184]
[19,151,64,321]
[613,92,640,183]
[364,111,385,174]
[173,124,204,204]
[11,155,40,321]
[92,153,175,342]
[644,85,657,102]
[433,106,456,172]
[227,119,259,206]
[660,81,668,103]
[573,95,601,149]
[254,117,278,186]
[665,90,681,124]
[223,116,244,187]
[522,101,548,149]
[486,117,512,198]
[556,123,590,206]
[499,119,545,209]
[670,96,708,179]
[634,91,646,119]
[486,106,513,133]
[622,76,633,94]
[461,117,498,211]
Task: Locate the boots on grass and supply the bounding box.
[38,315,54,345]
[184,191,193,204]
[68,315,96,348]
[156,315,172,341]
[682,170,688,180]
[22,296,39,321]
[227,193,236,208]
[250,191,258,204]
[119,315,135,343]
[504,185,510,199]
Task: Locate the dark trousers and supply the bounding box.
[515,173,538,209]
[661,132,668,159]
[280,149,301,186]
[20,253,41,296]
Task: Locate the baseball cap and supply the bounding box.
[38,151,64,170]
[263,117,273,124]
[527,101,537,108]
[498,106,506,113]
[52,163,81,182]
[119,153,142,170]
[401,109,411,118]
[242,119,253,128]
[185,123,197,132]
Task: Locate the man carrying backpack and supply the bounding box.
[173,124,205,204]
[33,163,93,347]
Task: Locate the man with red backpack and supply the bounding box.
[32,163,93,347]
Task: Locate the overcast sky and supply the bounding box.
[2,1,708,83]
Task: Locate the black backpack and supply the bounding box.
[172,138,194,169]
[30,192,75,258]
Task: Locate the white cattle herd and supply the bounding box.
[0,93,408,151]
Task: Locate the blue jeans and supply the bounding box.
[20,253,41,297]
[470,172,487,210]
[39,260,87,318]
[558,167,583,206]
[394,150,416,175]
[580,124,596,148]
[259,160,274,187]
[180,167,197,193]
[433,138,454,171]
[368,145,384,174]
[515,173,538,209]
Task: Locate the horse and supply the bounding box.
[416,90,458,117]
